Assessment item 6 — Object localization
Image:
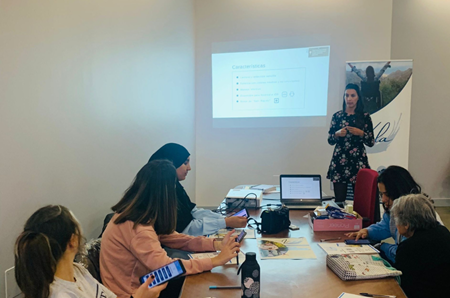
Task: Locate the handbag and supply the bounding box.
[260,206,291,234]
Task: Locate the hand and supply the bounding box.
[335,128,347,138]
[134,275,167,298]
[225,216,248,228]
[211,230,240,267]
[345,229,369,241]
[213,229,235,251]
[346,126,364,137]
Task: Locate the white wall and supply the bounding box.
[0,0,195,295]
[194,0,393,207]
[391,0,450,203]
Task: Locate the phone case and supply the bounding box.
[236,230,247,243]
[139,260,186,286]
[344,239,370,245]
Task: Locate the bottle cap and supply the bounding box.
[245,252,257,260]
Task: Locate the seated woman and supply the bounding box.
[346,165,433,264]
[100,160,240,298]
[391,194,450,298]
[149,143,247,236]
[14,205,165,298]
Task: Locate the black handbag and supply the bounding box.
[260,206,291,234]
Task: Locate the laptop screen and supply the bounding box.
[280,175,322,203]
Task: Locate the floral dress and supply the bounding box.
[326,110,375,184]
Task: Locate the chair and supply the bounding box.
[77,238,102,283]
[353,169,379,227]
[99,212,114,238]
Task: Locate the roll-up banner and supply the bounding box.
[345,60,413,198]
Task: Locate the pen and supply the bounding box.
[320,237,341,242]
[360,293,396,298]
[235,238,239,265]
[209,286,241,289]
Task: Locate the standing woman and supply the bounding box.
[149,143,247,236]
[327,84,375,203]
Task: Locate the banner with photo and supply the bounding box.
[346,60,413,172]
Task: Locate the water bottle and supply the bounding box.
[237,252,260,298]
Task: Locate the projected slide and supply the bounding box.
[212,46,330,119]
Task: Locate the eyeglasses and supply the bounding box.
[379,191,389,199]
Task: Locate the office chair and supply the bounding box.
[77,238,102,283]
[353,168,379,227]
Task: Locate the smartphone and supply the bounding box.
[231,208,248,218]
[235,230,247,243]
[139,260,186,288]
[345,239,371,245]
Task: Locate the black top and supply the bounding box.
[149,143,196,233]
[326,111,374,184]
[395,224,450,298]
[175,181,196,232]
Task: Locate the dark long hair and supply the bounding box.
[112,159,178,234]
[378,165,421,202]
[14,205,82,298]
[366,66,375,82]
[342,83,365,128]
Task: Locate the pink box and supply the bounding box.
[308,213,362,232]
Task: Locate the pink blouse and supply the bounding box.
[100,214,214,298]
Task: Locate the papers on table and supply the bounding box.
[206,228,256,239]
[318,243,379,255]
[338,293,367,298]
[258,237,316,260]
[188,251,246,265]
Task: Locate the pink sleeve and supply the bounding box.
[159,231,216,252]
[130,228,213,275]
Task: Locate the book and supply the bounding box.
[318,243,379,255]
[258,237,316,260]
[188,252,246,265]
[327,254,402,281]
[249,184,277,194]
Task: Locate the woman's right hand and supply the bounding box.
[211,230,240,267]
[225,216,248,228]
[345,229,369,241]
[134,275,167,298]
[335,128,347,138]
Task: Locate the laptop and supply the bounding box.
[280,174,323,209]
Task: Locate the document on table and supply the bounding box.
[206,228,256,239]
[258,237,317,260]
[188,252,246,265]
[337,293,367,298]
[318,243,379,255]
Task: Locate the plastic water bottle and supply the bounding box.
[237,252,260,298]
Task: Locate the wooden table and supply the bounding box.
[181,202,406,298]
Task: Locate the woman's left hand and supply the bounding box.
[346,126,364,136]
[134,275,167,298]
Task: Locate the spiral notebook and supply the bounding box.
[327,254,402,281]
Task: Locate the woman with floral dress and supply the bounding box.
[327,83,375,203]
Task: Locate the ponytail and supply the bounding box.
[14,231,62,298]
[14,205,81,298]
